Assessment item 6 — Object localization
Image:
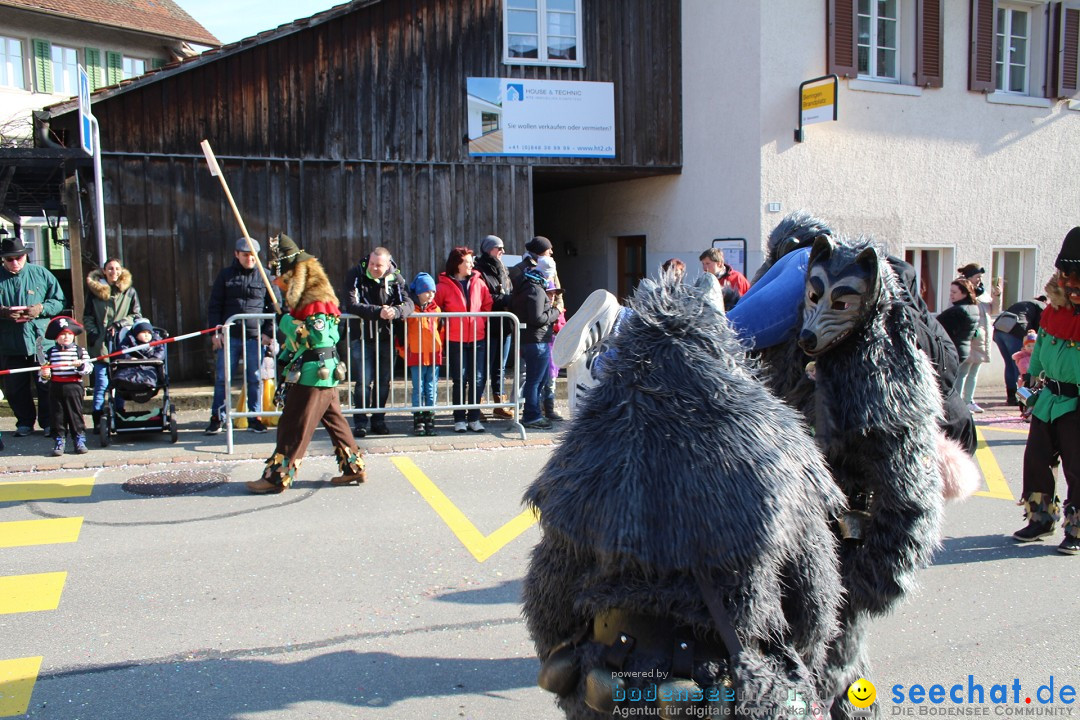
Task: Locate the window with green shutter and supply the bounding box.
[151,57,166,70]
[105,51,122,85]
[32,38,52,93]
[85,47,102,90]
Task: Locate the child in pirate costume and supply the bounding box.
[40,316,93,456]
[246,235,366,494]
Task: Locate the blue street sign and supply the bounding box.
[78,66,93,156]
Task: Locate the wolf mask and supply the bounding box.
[798,235,883,357]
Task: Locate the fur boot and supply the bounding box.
[1013,492,1061,542]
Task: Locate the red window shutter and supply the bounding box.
[916,0,944,87]
[827,0,858,78]
[1052,1,1080,98]
[968,0,997,92]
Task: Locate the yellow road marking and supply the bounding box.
[0,656,42,717]
[973,434,1016,501]
[0,573,67,615]
[392,456,538,562]
[0,477,94,503]
[975,424,1031,435]
[0,518,83,549]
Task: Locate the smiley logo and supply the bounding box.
[847,678,876,708]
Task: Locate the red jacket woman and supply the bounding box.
[433,247,493,432]
[434,260,493,343]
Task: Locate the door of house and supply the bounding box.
[617,235,646,301]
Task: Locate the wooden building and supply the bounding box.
[46,0,683,380]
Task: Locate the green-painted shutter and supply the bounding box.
[85,47,102,90]
[32,38,52,94]
[105,51,123,85]
[151,57,166,69]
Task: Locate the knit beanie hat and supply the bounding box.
[526,236,553,255]
[480,235,504,254]
[410,272,436,295]
[131,319,154,336]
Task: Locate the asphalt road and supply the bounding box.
[0,418,1075,720]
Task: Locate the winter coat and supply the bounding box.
[717,264,751,295]
[1027,301,1080,424]
[510,254,564,310]
[398,301,443,366]
[970,288,1002,364]
[512,274,559,344]
[0,263,65,356]
[936,302,979,364]
[996,299,1045,340]
[207,261,275,339]
[475,253,512,311]
[433,271,492,343]
[112,330,165,389]
[342,258,414,341]
[84,268,141,357]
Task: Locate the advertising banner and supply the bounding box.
[466,77,615,158]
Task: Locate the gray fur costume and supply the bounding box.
[522,280,846,719]
[796,235,945,719]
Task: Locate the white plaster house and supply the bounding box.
[541,0,1080,325]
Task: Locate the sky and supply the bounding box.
[176,0,345,45]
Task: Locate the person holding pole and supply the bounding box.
[247,234,365,494]
[205,238,276,434]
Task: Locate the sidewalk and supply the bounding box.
[0,380,568,475]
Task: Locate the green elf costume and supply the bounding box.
[246,235,366,494]
[1012,226,1080,554]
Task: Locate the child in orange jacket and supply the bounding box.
[399,273,443,435]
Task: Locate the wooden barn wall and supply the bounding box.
[56,0,681,380]
[91,0,682,164]
[105,156,532,380]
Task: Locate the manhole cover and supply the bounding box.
[122,470,229,497]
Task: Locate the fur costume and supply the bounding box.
[522,279,845,719]
[751,209,834,283]
[247,235,363,495]
[796,235,946,719]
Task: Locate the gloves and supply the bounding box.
[25,304,43,319]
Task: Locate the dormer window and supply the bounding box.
[503,0,584,68]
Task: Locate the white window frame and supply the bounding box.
[995,4,1032,95]
[503,0,585,68]
[0,35,25,90]
[857,0,900,82]
[51,44,78,96]
[991,247,1038,307]
[905,245,955,314]
[122,56,147,80]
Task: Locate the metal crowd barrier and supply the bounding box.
[220,310,527,453]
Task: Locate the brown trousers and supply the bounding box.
[272,384,358,472]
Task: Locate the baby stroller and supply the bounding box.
[98,319,178,446]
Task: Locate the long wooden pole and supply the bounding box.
[199,139,281,313]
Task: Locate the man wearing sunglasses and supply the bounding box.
[0,234,66,437]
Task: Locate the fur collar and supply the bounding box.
[86,268,132,300]
[282,258,339,311]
